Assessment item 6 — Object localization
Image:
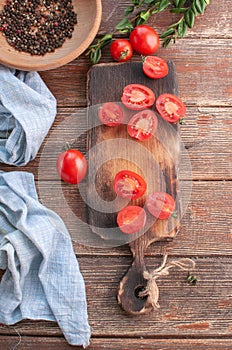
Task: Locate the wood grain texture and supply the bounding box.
[1,257,232,338]
[86,61,182,313]
[86,61,180,240]
[31,180,231,256]
[40,38,232,108]
[39,0,232,108]
[0,0,231,347]
[1,337,232,350]
[1,104,229,181]
[99,0,232,39]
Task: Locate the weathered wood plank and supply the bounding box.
[39,38,232,107]
[1,336,232,350]
[41,106,232,180]
[1,256,232,337]
[29,179,232,256]
[0,0,230,347]
[0,179,228,256]
[180,107,232,180]
[99,0,232,39]
[1,105,230,181]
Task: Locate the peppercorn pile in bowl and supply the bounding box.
[0,0,102,71]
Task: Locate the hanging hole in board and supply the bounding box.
[134,285,147,300]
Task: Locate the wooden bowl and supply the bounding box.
[0,0,102,71]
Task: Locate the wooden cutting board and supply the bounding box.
[86,61,181,314]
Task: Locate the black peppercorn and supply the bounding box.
[0,0,78,55]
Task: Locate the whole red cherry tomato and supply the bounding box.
[156,93,186,123]
[98,102,124,126]
[117,205,146,234]
[56,149,87,184]
[129,25,160,55]
[145,192,175,220]
[127,109,158,141]
[114,170,147,200]
[143,56,169,79]
[110,39,133,62]
[121,84,155,110]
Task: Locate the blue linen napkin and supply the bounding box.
[0,65,56,166]
[0,170,91,347]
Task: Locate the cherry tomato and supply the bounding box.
[143,56,169,79]
[114,170,147,200]
[129,25,160,55]
[110,39,133,62]
[98,102,124,126]
[127,109,158,141]
[156,93,186,123]
[56,149,87,184]
[145,192,175,220]
[117,205,146,234]
[121,84,155,110]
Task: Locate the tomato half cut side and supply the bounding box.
[143,56,169,79]
[145,192,175,220]
[127,109,158,141]
[98,102,124,126]
[117,205,146,234]
[114,170,147,200]
[156,93,186,123]
[121,84,155,110]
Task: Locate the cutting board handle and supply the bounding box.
[117,238,153,315]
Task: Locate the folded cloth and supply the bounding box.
[0,64,56,166]
[0,171,91,348]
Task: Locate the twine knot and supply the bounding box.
[139,254,196,309]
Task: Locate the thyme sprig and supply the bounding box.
[86,0,210,64]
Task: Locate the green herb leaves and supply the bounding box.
[86,34,113,64]
[186,272,198,285]
[161,0,210,47]
[86,0,210,64]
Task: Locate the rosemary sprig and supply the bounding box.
[86,0,210,64]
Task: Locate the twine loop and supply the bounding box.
[139,254,196,309]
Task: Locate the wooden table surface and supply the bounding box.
[0,0,232,349]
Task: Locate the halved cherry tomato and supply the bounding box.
[145,192,175,220]
[129,25,160,55]
[110,39,133,62]
[156,93,186,123]
[143,56,169,79]
[127,109,158,141]
[121,84,155,110]
[117,205,146,234]
[114,170,147,200]
[56,149,87,184]
[98,102,124,126]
